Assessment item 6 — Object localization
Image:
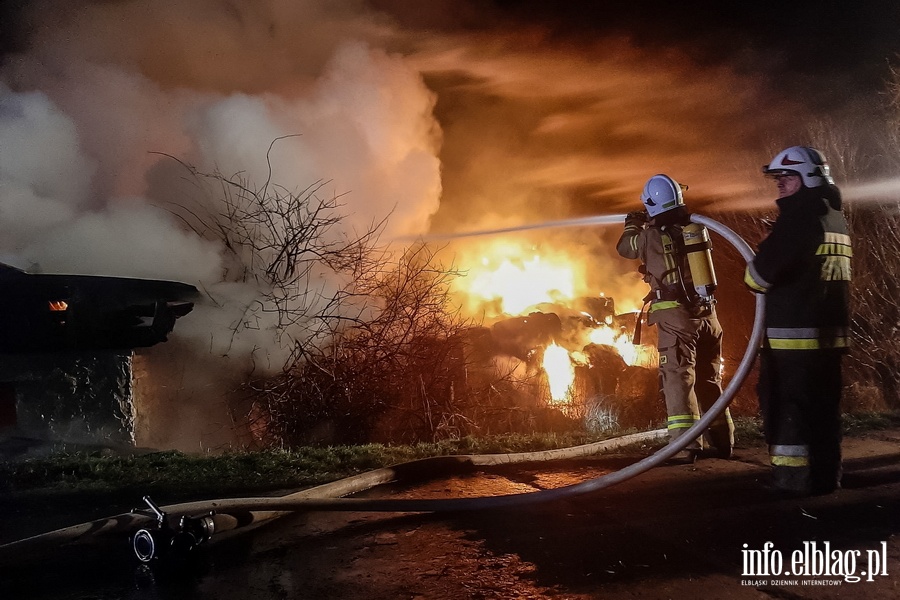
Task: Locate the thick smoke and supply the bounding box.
[1,0,443,450]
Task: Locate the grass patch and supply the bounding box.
[733,416,764,443]
[1,411,895,497]
[842,410,900,434]
[0,429,647,496]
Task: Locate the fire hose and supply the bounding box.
[0,214,765,567]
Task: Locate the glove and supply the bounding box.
[625,211,648,225]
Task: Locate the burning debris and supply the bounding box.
[465,295,661,432]
[490,312,562,361]
[445,237,664,434]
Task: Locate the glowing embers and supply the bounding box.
[48,300,70,326]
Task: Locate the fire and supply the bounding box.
[543,343,575,402]
[587,325,651,367]
[469,256,575,315]
[451,238,657,408]
[456,240,583,318]
[468,254,575,316]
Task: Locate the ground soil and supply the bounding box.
[3,427,900,599]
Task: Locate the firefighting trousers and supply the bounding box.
[654,307,734,453]
[758,348,843,494]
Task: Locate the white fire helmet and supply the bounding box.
[641,174,686,218]
[762,146,834,187]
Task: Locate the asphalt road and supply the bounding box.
[3,428,900,599]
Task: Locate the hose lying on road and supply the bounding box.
[0,428,668,561]
[0,214,764,562]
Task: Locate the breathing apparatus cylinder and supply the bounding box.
[682,222,717,301]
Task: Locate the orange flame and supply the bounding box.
[587,325,657,367]
[543,343,574,402]
[454,239,585,319]
[452,239,657,405]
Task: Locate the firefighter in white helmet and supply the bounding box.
[745,146,851,496]
[617,174,734,463]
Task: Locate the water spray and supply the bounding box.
[405,178,899,234]
[0,214,764,570]
[842,176,900,206]
[400,214,629,242]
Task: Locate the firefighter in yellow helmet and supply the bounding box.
[744,146,851,496]
[617,174,734,463]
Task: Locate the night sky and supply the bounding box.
[5,2,900,222]
[502,1,900,99]
[401,0,900,227]
[375,0,900,104]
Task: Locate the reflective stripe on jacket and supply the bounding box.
[765,326,851,350]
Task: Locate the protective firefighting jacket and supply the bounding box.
[744,184,851,350]
[617,210,732,453]
[616,210,708,319]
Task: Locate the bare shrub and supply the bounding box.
[843,201,900,407]
[302,242,478,444]
[804,74,900,409]
[158,142,382,365]
[161,145,490,445]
